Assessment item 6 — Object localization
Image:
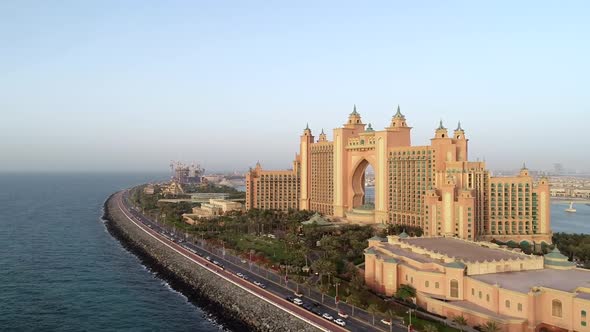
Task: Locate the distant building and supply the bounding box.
[365,234,588,332]
[162,181,184,195]
[246,106,552,244]
[143,184,155,195]
[183,199,243,224]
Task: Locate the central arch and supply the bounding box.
[351,159,374,209]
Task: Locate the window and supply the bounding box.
[435,282,440,289]
[486,294,490,302]
[450,280,459,298]
[472,288,475,296]
[552,300,563,317]
[518,303,523,312]
[505,300,511,308]
[425,281,429,288]
[583,310,587,318]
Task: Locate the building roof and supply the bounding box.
[471,268,590,293]
[445,261,466,269]
[302,212,331,226]
[368,236,386,242]
[400,237,525,263]
[379,243,440,264]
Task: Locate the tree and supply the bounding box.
[481,321,500,332]
[367,303,381,325]
[311,258,336,285]
[452,315,468,332]
[395,284,417,302]
[423,323,438,332]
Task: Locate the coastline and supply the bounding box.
[102,192,321,332]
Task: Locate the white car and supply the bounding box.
[236,272,244,278]
[322,313,334,321]
[253,281,261,286]
[338,311,349,319]
[293,298,304,305]
[381,318,392,326]
[334,318,346,326]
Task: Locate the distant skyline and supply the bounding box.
[1,1,589,173]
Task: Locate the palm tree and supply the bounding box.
[481,321,500,332]
[367,303,381,325]
[452,315,468,332]
[423,323,439,332]
[396,284,417,302]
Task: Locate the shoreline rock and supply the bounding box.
[102,193,320,332]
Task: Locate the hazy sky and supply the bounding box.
[1,1,589,173]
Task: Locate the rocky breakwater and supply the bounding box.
[103,193,321,332]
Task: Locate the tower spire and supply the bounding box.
[437,119,446,130]
[456,121,463,131]
[394,105,404,118]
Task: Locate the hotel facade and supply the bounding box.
[246,106,552,244]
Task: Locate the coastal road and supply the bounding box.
[114,191,357,332]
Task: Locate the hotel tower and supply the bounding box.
[246,106,552,244]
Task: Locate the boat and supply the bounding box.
[565,202,577,213]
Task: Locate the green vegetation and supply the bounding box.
[553,232,590,267]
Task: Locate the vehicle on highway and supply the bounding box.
[240,259,247,264]
[236,272,244,278]
[294,291,303,297]
[258,283,266,289]
[381,318,392,326]
[205,256,212,261]
[338,310,349,318]
[253,281,261,286]
[302,303,313,311]
[312,308,322,316]
[293,298,303,306]
[321,313,333,321]
[334,318,346,327]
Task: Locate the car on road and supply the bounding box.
[236,272,244,278]
[293,298,303,306]
[240,259,247,264]
[253,281,261,286]
[302,303,313,311]
[293,291,303,297]
[381,318,392,326]
[334,318,346,327]
[322,313,333,321]
[258,283,266,289]
[285,295,294,302]
[338,310,349,318]
[312,308,322,316]
[205,256,212,261]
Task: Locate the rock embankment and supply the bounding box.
[103,193,320,332]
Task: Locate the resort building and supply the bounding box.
[246,106,552,244]
[182,199,244,224]
[365,234,589,332]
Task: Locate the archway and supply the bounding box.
[351,159,374,209]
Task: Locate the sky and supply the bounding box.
[1,1,589,173]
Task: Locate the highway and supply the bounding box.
[115,190,404,332]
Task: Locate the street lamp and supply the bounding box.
[334,282,340,307]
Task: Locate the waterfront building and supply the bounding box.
[246,106,552,244]
[365,234,589,332]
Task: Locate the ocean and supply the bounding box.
[0,173,223,331]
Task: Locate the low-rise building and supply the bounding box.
[183,199,244,224]
[365,235,589,332]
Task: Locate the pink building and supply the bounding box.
[365,234,590,332]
